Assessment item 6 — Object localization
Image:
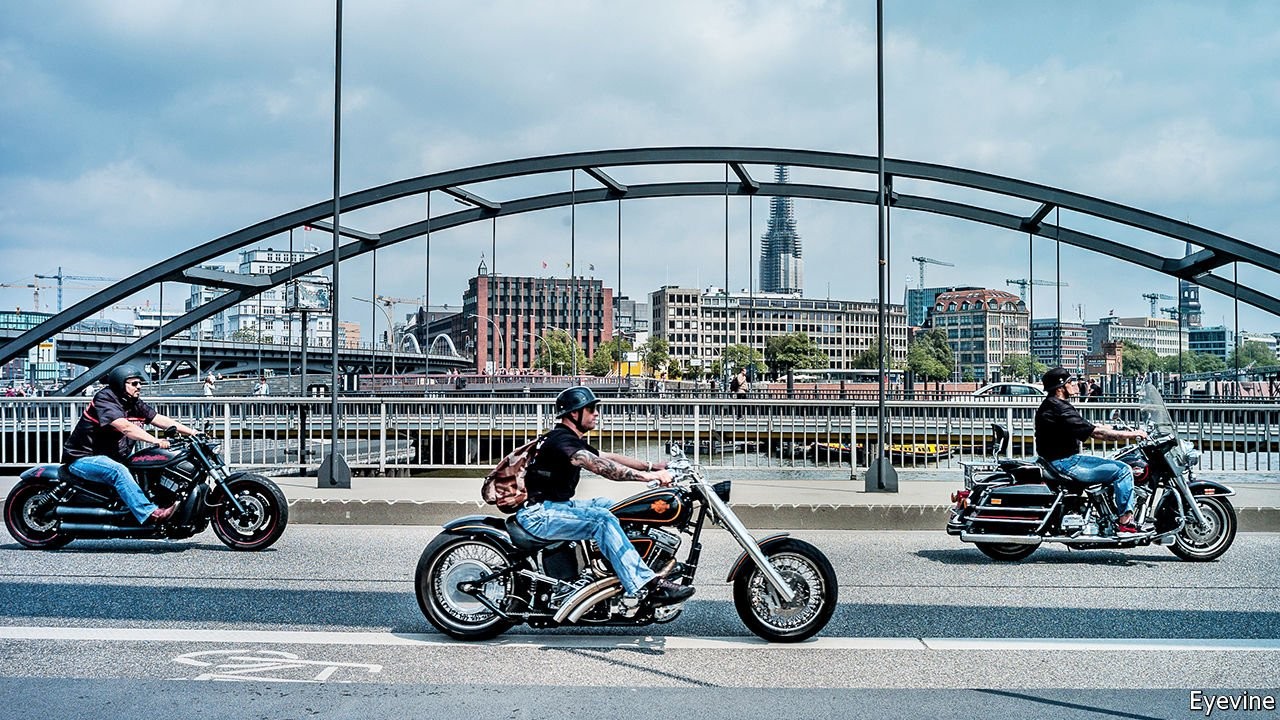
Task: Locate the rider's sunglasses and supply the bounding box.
[583,404,600,414]
[125,380,144,387]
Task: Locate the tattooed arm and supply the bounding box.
[572,450,673,485]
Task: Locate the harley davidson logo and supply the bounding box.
[650,499,670,514]
[132,454,169,463]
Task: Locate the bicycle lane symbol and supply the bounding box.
[172,649,383,683]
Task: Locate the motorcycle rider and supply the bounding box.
[1035,367,1149,534]
[516,386,695,605]
[61,364,200,524]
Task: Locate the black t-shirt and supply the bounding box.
[1034,396,1095,462]
[62,388,157,463]
[525,424,599,503]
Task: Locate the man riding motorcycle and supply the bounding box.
[515,386,695,605]
[1035,367,1149,535]
[61,364,199,524]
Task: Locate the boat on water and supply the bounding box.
[884,443,953,462]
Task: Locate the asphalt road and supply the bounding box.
[1,526,1277,719]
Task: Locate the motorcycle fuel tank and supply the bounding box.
[611,488,690,526]
[127,446,181,469]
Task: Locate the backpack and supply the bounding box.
[730,376,742,392]
[481,433,548,513]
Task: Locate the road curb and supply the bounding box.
[286,499,1280,532]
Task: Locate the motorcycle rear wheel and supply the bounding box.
[416,533,516,641]
[211,475,288,551]
[733,538,837,643]
[4,480,72,550]
[975,541,1039,562]
[1170,496,1237,562]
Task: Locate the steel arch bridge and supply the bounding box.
[5,147,1277,396]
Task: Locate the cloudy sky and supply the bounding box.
[2,0,1277,342]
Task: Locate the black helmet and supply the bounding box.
[1041,367,1074,393]
[555,386,599,418]
[106,364,146,396]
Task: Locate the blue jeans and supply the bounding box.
[69,456,158,524]
[516,498,655,595]
[1051,454,1135,515]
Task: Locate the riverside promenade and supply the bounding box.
[3,472,1278,531]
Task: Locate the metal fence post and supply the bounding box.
[379,400,387,475]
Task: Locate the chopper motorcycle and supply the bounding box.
[5,427,288,551]
[946,383,1236,562]
[415,444,838,642]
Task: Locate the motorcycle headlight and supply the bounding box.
[1181,440,1201,467]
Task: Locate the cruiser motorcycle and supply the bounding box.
[415,444,838,642]
[5,427,288,551]
[946,383,1236,562]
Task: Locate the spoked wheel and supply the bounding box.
[4,480,72,550]
[733,538,837,642]
[975,541,1039,562]
[1170,496,1237,562]
[211,475,288,551]
[415,533,515,641]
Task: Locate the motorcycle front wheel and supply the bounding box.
[416,532,516,641]
[733,538,837,642]
[211,474,288,551]
[4,480,72,550]
[1170,496,1237,562]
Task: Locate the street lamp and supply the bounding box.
[353,296,395,383]
[521,332,547,371]
[468,313,506,375]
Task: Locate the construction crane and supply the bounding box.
[34,267,118,313]
[910,256,954,289]
[1141,292,1174,317]
[0,280,109,313]
[1005,278,1068,302]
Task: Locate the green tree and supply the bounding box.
[533,329,586,375]
[1227,341,1278,369]
[585,336,632,377]
[1119,343,1161,376]
[1001,354,1046,383]
[1194,352,1226,373]
[907,329,952,384]
[764,332,828,380]
[851,346,880,370]
[230,327,262,343]
[711,344,766,379]
[638,337,671,377]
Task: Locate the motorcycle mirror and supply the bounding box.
[1109,409,1122,423]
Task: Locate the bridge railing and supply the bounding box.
[1,396,1276,475]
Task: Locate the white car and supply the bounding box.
[970,382,1045,399]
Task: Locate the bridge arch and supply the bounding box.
[3,147,1275,395]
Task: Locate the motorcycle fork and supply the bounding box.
[195,443,248,516]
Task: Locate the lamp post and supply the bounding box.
[468,313,506,376]
[521,332,547,371]
[353,296,395,383]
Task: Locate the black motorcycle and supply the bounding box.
[946,383,1237,562]
[5,427,288,551]
[415,444,838,642]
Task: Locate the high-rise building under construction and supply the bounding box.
[759,165,802,294]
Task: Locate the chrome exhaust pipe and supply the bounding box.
[553,576,622,624]
[959,532,1041,545]
[58,522,155,536]
[55,506,133,521]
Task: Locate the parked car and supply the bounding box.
[970,382,1045,399]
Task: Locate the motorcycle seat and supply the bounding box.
[1034,457,1098,491]
[504,515,563,552]
[997,457,1097,491]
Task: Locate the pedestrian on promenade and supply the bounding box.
[254,376,269,396]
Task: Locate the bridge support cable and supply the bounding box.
[3,147,1275,395]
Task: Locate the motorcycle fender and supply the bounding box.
[1188,480,1235,498]
[206,471,271,504]
[442,514,517,552]
[724,533,791,583]
[20,465,63,482]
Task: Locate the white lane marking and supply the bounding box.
[173,649,382,683]
[1,627,1279,652]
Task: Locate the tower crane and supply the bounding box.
[1005,278,1068,302]
[1141,292,1174,317]
[34,267,118,312]
[1,281,111,313]
[910,256,955,290]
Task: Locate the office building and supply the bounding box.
[1086,316,1187,357]
[931,289,1029,383]
[1031,318,1090,373]
[649,286,907,372]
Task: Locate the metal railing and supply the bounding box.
[1,397,1276,475]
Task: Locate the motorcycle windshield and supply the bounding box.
[1139,383,1176,438]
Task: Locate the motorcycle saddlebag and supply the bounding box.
[985,483,1055,508]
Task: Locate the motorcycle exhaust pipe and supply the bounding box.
[58,522,155,536]
[959,532,1041,545]
[55,506,134,522]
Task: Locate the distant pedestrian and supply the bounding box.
[254,376,269,396]
[731,369,749,400]
[1088,378,1103,399]
[203,374,216,397]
